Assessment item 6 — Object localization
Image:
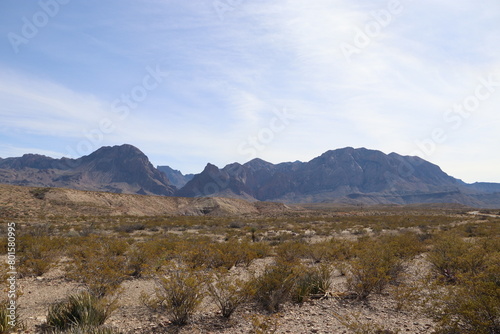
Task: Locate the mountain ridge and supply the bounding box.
[0,144,176,196]
[0,144,499,207]
[177,147,498,207]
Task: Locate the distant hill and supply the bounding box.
[465,182,500,194]
[177,147,500,208]
[157,166,194,188]
[1,145,499,208]
[0,144,176,196]
[0,184,289,218]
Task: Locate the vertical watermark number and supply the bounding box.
[6,222,17,327]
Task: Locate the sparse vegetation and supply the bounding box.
[425,236,500,334]
[66,236,130,297]
[2,192,499,333]
[333,311,399,334]
[248,313,280,334]
[29,187,51,200]
[17,234,65,277]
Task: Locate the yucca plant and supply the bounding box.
[0,300,24,334]
[46,292,115,330]
[293,264,332,303]
[47,325,122,334]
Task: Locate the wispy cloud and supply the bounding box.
[0,0,499,181]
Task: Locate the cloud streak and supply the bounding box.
[0,0,499,181]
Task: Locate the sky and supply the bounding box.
[0,0,499,183]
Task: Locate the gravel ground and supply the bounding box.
[17,257,436,334]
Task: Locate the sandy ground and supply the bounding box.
[16,257,436,334]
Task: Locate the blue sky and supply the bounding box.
[0,0,499,183]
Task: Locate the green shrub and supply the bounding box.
[205,268,250,318]
[428,253,500,334]
[17,235,63,277]
[250,260,298,312]
[179,239,233,269]
[156,269,203,325]
[427,234,486,283]
[304,241,331,263]
[380,232,425,259]
[126,239,169,278]
[325,238,356,262]
[66,237,129,297]
[275,241,307,263]
[250,242,273,259]
[46,292,115,330]
[30,187,50,200]
[127,237,181,277]
[346,239,403,299]
[113,223,145,234]
[180,239,262,270]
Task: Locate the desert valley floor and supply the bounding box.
[1,184,499,333]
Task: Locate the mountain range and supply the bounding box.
[0,144,176,196]
[1,144,499,208]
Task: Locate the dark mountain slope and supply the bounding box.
[0,144,176,196]
[177,147,492,206]
[157,166,194,188]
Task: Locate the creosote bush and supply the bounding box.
[205,268,251,318]
[250,260,298,313]
[427,233,487,283]
[379,232,425,260]
[275,241,307,263]
[66,236,130,297]
[17,235,64,277]
[156,269,203,325]
[426,247,500,334]
[333,311,399,334]
[347,239,404,299]
[180,238,264,270]
[8,208,500,333]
